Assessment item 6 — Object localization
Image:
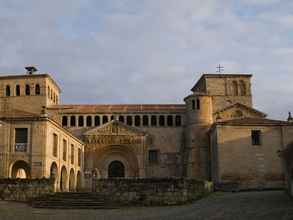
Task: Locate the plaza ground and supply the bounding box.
[0,191,293,220]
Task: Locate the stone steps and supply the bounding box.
[32,192,118,209]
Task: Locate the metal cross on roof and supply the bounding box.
[216,64,224,73]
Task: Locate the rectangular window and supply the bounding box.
[251,130,261,145]
[149,150,159,163]
[71,144,74,164]
[78,148,81,166]
[53,133,58,157]
[15,128,28,152]
[63,139,67,161]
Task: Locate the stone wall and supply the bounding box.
[93,178,212,206]
[210,125,285,190]
[0,178,54,202]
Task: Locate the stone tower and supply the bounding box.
[184,92,213,178]
[184,73,253,179]
[0,67,60,114]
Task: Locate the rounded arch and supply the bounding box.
[11,160,31,179]
[76,171,82,192]
[50,162,58,180]
[94,145,139,178]
[108,160,125,178]
[60,166,68,192]
[50,162,58,191]
[6,85,11,97]
[69,169,75,192]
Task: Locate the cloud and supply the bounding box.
[0,0,292,119]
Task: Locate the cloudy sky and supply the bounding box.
[0,0,292,119]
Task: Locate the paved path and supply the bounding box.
[0,191,293,220]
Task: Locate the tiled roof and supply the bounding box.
[47,104,186,113]
[215,117,291,126]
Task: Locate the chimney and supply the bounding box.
[25,66,38,75]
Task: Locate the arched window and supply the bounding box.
[15,85,20,96]
[86,116,92,127]
[102,115,108,124]
[192,100,196,110]
[62,116,68,126]
[50,90,53,100]
[197,99,200,110]
[56,95,58,104]
[70,116,76,127]
[159,115,165,126]
[110,115,114,121]
[143,115,149,126]
[78,116,84,127]
[6,85,10,97]
[239,80,246,96]
[232,81,238,96]
[119,116,124,123]
[25,85,30,95]
[94,116,100,126]
[175,115,182,127]
[35,84,40,95]
[126,116,133,126]
[167,115,173,126]
[47,86,50,96]
[151,116,157,126]
[134,115,141,126]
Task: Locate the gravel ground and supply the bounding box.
[0,191,293,220]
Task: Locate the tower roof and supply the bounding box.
[191,73,252,92]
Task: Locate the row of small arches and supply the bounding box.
[5,84,41,97]
[4,84,59,104]
[232,80,247,96]
[62,115,183,127]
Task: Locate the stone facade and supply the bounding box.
[0,69,292,191]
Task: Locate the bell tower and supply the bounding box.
[0,67,61,114]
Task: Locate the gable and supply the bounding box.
[84,120,146,136]
[214,103,266,121]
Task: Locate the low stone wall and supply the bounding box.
[0,178,54,202]
[93,178,212,206]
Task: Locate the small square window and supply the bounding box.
[149,150,159,163]
[251,130,261,145]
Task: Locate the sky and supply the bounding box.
[0,0,292,119]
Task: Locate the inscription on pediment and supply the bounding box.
[84,120,145,136]
[85,135,142,145]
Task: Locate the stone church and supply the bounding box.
[0,67,293,191]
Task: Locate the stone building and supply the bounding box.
[0,68,293,191]
[0,70,84,191]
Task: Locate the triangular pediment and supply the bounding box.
[214,103,267,120]
[84,120,146,136]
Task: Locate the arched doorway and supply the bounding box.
[108,160,125,178]
[69,169,75,192]
[60,166,68,192]
[76,171,82,192]
[11,160,31,179]
[50,162,58,191]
